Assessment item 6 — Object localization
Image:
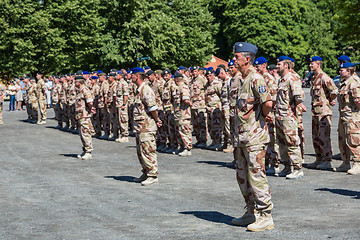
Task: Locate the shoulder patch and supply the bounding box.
[258,85,267,94]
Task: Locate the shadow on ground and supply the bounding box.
[104,176,135,183]
[59,154,78,158]
[179,211,234,226]
[315,188,360,199]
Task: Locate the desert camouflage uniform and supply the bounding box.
[107,80,118,138]
[263,72,279,167]
[116,79,129,138]
[29,81,38,121]
[67,81,77,130]
[149,78,166,147]
[51,82,62,127]
[89,82,100,136]
[127,80,136,133]
[338,75,360,165]
[205,79,222,145]
[276,71,304,169]
[229,71,242,145]
[310,70,338,163]
[162,78,178,148]
[134,82,158,177]
[36,79,47,122]
[220,76,231,148]
[60,81,69,128]
[0,83,6,124]
[234,66,273,212]
[98,80,110,136]
[75,84,94,153]
[190,75,207,144]
[173,81,192,150]
[24,82,32,120]
[183,75,191,86]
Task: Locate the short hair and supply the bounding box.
[241,52,256,65]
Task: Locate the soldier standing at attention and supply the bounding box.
[0,82,6,125]
[231,42,274,231]
[254,57,279,175]
[115,72,130,143]
[268,64,281,82]
[275,56,304,179]
[307,56,338,170]
[107,73,118,141]
[28,78,38,123]
[89,76,101,137]
[74,76,95,160]
[67,76,77,132]
[36,73,47,124]
[51,77,63,129]
[131,67,162,186]
[334,62,360,174]
[98,73,110,139]
[173,72,192,156]
[59,76,69,130]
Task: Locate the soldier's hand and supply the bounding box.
[156,119,162,128]
[121,104,126,110]
[330,100,336,106]
[91,107,96,114]
[265,115,273,123]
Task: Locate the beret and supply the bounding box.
[162,69,171,75]
[70,73,75,76]
[338,55,351,62]
[277,56,290,62]
[65,73,69,77]
[267,64,277,70]
[340,62,354,68]
[146,70,154,76]
[289,58,295,62]
[126,70,131,74]
[228,60,235,67]
[144,66,150,70]
[108,73,116,77]
[178,66,187,70]
[110,69,118,72]
[205,69,215,75]
[233,42,258,54]
[217,64,225,70]
[207,67,214,71]
[215,68,222,77]
[155,70,162,74]
[75,76,84,80]
[116,71,122,74]
[131,67,145,74]
[91,76,98,79]
[82,71,90,74]
[98,70,104,74]
[99,73,107,76]
[60,75,65,78]
[254,57,267,65]
[76,70,83,75]
[309,56,322,62]
[199,67,205,71]
[174,72,183,78]
[191,66,198,71]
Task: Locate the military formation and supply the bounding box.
[2,40,359,232]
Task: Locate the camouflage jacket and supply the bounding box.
[127,80,135,105]
[51,83,62,104]
[98,80,109,108]
[276,71,304,120]
[107,81,117,106]
[310,70,338,117]
[229,71,242,117]
[172,82,191,121]
[60,82,68,104]
[220,76,231,111]
[162,79,177,111]
[183,75,191,86]
[205,79,222,111]
[0,84,6,103]
[67,82,77,105]
[115,79,129,107]
[89,83,100,108]
[263,72,277,102]
[338,76,360,123]
[149,79,165,111]
[75,84,93,120]
[133,82,158,133]
[36,79,46,101]
[28,82,38,102]
[234,66,271,147]
[190,75,207,109]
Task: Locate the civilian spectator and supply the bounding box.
[8,81,16,111]
[15,79,23,111]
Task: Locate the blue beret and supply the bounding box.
[340,62,354,68]
[338,55,351,62]
[110,69,118,72]
[178,66,187,70]
[228,60,235,67]
[310,56,323,62]
[91,76,98,80]
[289,58,295,62]
[233,42,258,54]
[207,67,214,71]
[205,69,215,75]
[277,56,290,62]
[82,71,90,74]
[131,67,145,74]
[126,70,131,74]
[144,66,150,70]
[98,70,104,74]
[254,57,267,65]
[116,71,122,74]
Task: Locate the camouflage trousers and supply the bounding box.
[156,110,167,146]
[191,108,207,143]
[266,119,279,167]
[60,101,69,126]
[128,103,134,132]
[221,108,231,146]
[25,100,32,120]
[338,120,360,164]
[31,99,39,121]
[0,102,3,124]
[92,109,101,135]
[67,103,76,129]
[164,109,178,148]
[312,115,332,162]
[235,144,273,212]
[298,115,305,160]
[207,108,222,144]
[118,105,129,137]
[176,118,192,150]
[38,99,47,121]
[136,131,158,177]
[230,107,236,144]
[276,117,302,169]
[109,104,119,138]
[54,102,62,126]
[99,107,111,135]
[79,117,94,153]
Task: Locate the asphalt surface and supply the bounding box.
[1,88,359,240]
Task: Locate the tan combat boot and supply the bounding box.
[141,177,158,186]
[286,168,304,179]
[81,152,92,160]
[223,145,234,153]
[246,211,274,232]
[232,205,256,226]
[347,162,360,175]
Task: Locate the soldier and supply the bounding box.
[275,56,304,179]
[231,42,274,231]
[107,73,118,140]
[51,77,63,129]
[173,72,192,156]
[0,81,6,125]
[334,62,360,174]
[98,73,111,139]
[126,70,135,135]
[178,66,190,85]
[36,73,47,124]
[115,72,129,143]
[205,69,222,150]
[268,64,281,82]
[130,67,162,186]
[74,76,95,160]
[89,76,101,137]
[215,67,232,152]
[190,66,207,148]
[59,76,69,130]
[67,76,77,132]
[23,77,32,122]
[28,78,38,123]
[307,56,338,170]
[254,57,279,175]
